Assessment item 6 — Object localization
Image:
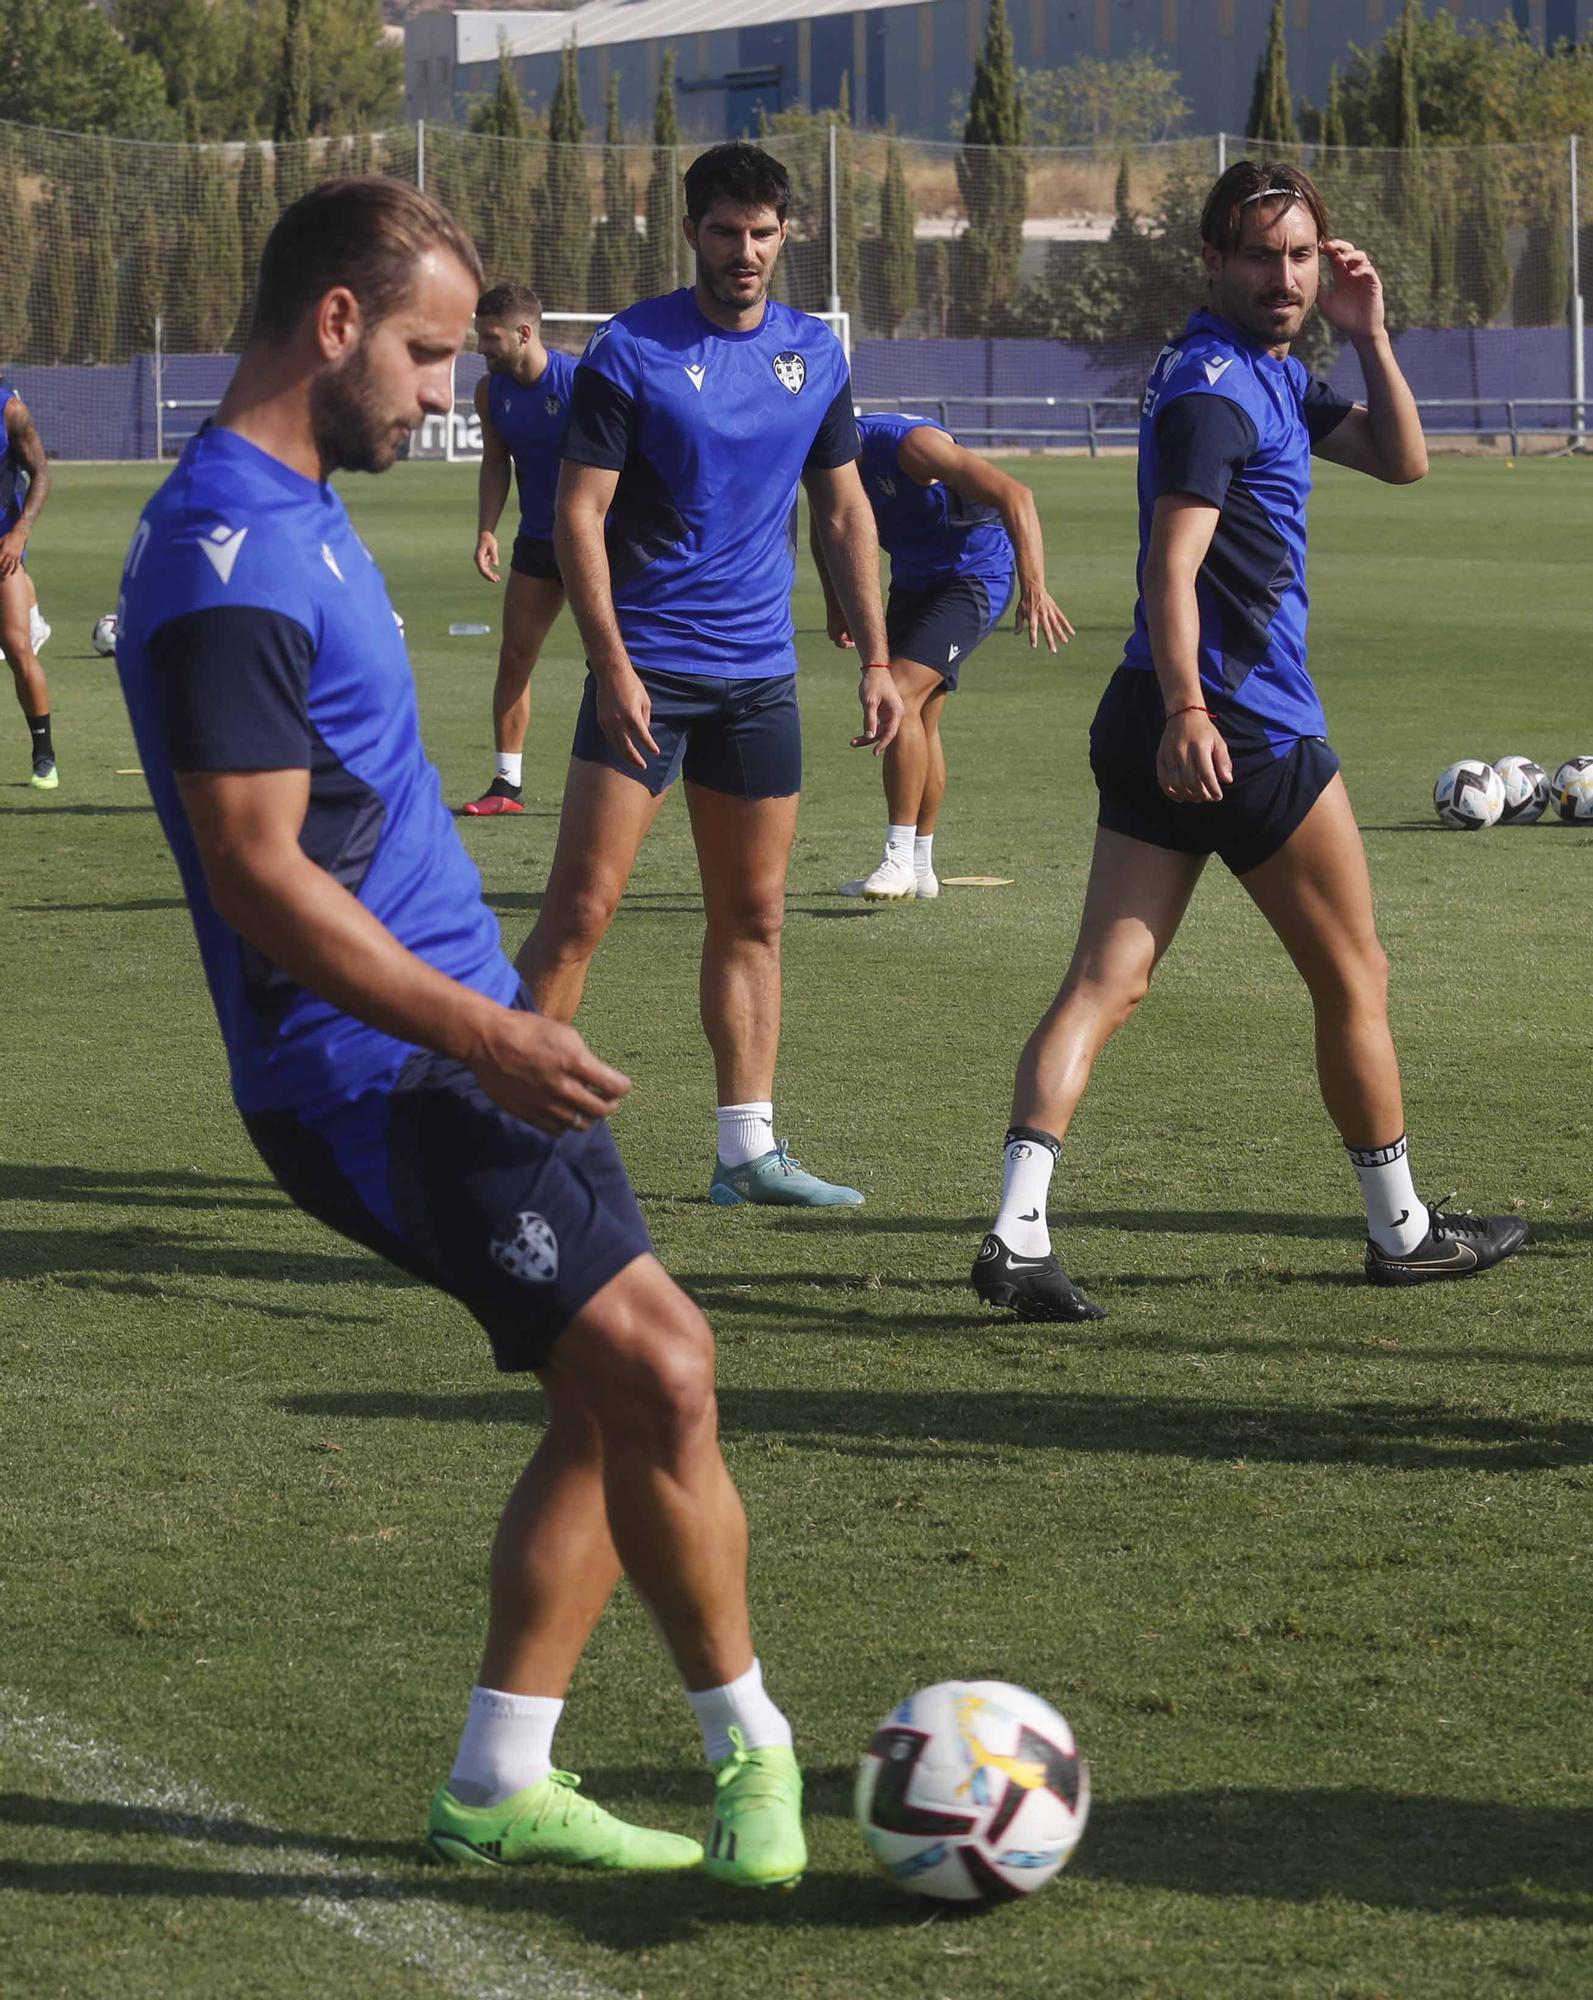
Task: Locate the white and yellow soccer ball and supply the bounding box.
[1552,756,1593,824]
[1493,755,1550,825]
[90,613,118,657]
[854,1679,1089,1904]
[1434,759,1504,830]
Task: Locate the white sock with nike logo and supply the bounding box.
[1347,1135,1429,1255]
[992,1125,1061,1258]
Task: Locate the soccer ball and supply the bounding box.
[854,1679,1089,1904]
[1433,759,1504,830]
[1552,756,1593,824]
[1492,755,1550,825]
[91,613,118,657]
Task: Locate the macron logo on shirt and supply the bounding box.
[683,363,707,392]
[197,523,248,586]
[1203,355,1235,386]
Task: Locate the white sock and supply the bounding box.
[1347,1135,1429,1255]
[883,822,915,865]
[29,606,46,644]
[992,1124,1061,1258]
[717,1100,775,1169]
[447,1685,562,1806]
[495,751,523,788]
[914,834,934,875]
[685,1658,793,1763]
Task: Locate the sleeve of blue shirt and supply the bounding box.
[804,376,862,472]
[563,321,641,472]
[142,529,320,773]
[1152,392,1260,509]
[1299,373,1355,447]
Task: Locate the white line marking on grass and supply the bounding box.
[0,1691,624,2000]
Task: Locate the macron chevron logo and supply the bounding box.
[197,523,248,585]
[1203,355,1235,386]
[683,363,707,392]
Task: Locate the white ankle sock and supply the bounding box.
[685,1658,793,1763]
[992,1125,1061,1258]
[883,822,915,865]
[1347,1135,1429,1255]
[914,834,934,874]
[447,1685,562,1806]
[717,1101,775,1169]
[495,752,523,788]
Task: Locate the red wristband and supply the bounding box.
[863,662,893,671]
[1166,703,1216,719]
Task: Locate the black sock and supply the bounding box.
[487,774,521,799]
[27,713,53,763]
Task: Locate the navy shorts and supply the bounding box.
[886,568,1012,692]
[241,1044,653,1374]
[510,534,561,581]
[571,666,802,799]
[1089,665,1340,877]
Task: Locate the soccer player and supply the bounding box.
[814,410,1074,901]
[114,179,806,1889]
[517,142,900,1208]
[0,382,57,788]
[971,160,1529,1319]
[460,284,574,817]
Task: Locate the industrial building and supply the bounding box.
[405,0,1590,143]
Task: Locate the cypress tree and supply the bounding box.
[1391,0,1432,321]
[922,236,951,337]
[0,131,31,362]
[590,74,638,309]
[233,127,278,345]
[953,0,1028,335]
[1318,64,1346,154]
[830,71,859,313]
[1512,183,1569,328]
[641,49,681,297]
[876,125,916,337]
[121,182,163,362]
[1457,154,1512,326]
[73,136,119,362]
[533,41,590,310]
[1246,0,1297,146]
[473,37,526,139]
[274,0,313,206]
[25,182,76,364]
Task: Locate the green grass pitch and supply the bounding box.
[1,457,1589,1998]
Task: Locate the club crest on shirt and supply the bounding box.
[544,395,563,416]
[875,475,897,498]
[490,1210,559,1285]
[772,351,806,394]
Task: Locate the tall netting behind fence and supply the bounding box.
[1,117,1585,459]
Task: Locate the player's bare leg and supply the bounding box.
[465,573,564,816]
[1239,774,1527,1284]
[687,784,797,1105]
[1237,775,1402,1148]
[692,783,861,1208]
[913,685,948,895]
[515,759,665,1019]
[973,830,1204,1321]
[0,570,55,788]
[434,1256,802,1881]
[859,658,942,901]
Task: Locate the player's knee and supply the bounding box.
[1063,961,1151,1032]
[616,1298,718,1453]
[547,880,624,960]
[712,892,784,949]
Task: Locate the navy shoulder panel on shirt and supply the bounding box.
[562,365,635,471]
[1152,393,1260,509]
[1299,371,1356,447]
[148,604,316,773]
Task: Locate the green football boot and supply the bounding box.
[704,1729,807,1890]
[424,1771,703,1872]
[708,1141,863,1208]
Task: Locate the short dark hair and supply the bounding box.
[476,282,542,325]
[251,178,484,342]
[682,142,790,226]
[1200,159,1331,256]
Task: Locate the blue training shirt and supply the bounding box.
[562,289,859,679]
[115,426,520,1117]
[1122,306,1353,742]
[0,384,23,533]
[485,347,576,543]
[857,412,1014,594]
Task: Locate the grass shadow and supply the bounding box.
[1082,1787,1591,1925]
[13,898,188,914]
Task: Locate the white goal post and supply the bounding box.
[409,310,852,464]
